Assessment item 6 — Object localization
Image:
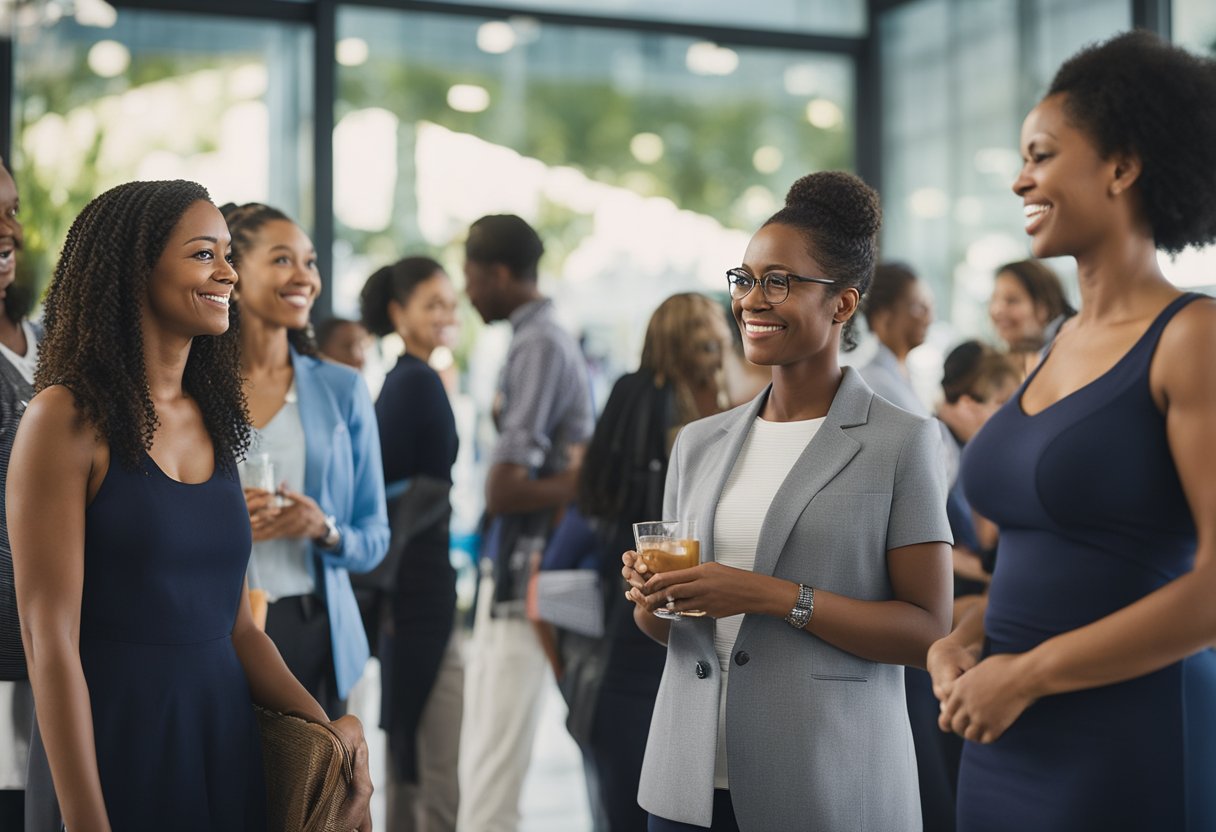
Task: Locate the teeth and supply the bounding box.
[1023,203,1049,230]
[282,295,309,308]
[200,293,230,306]
[745,322,783,334]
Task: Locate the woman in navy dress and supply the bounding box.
[9,181,372,831]
[929,32,1216,831]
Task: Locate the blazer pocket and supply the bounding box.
[811,640,876,682]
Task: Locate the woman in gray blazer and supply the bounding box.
[623,171,953,832]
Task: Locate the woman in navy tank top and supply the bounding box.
[9,181,373,831]
[929,32,1216,831]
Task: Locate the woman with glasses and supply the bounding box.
[931,32,1216,831]
[622,171,952,831]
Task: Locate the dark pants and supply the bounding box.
[648,790,739,832]
[0,790,22,830]
[265,594,345,719]
[906,666,963,832]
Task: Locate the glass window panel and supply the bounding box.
[1168,0,1216,292]
[12,10,313,297]
[427,0,866,37]
[879,0,1130,349]
[334,7,854,366]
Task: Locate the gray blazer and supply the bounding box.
[637,367,951,832]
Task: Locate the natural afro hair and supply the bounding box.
[220,201,317,356]
[764,171,882,350]
[36,180,250,471]
[359,255,446,337]
[1047,29,1216,253]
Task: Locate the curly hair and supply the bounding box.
[1048,30,1216,253]
[764,171,882,351]
[219,202,317,357]
[359,255,445,337]
[35,180,250,470]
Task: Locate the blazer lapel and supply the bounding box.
[697,392,768,564]
[751,367,873,577]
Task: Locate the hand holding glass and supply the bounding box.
[632,520,704,620]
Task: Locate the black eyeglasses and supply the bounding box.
[726,268,837,305]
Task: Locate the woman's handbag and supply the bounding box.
[254,706,354,832]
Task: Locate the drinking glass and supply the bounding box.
[240,452,276,496]
[632,520,704,620]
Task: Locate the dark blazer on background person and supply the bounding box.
[638,367,950,831]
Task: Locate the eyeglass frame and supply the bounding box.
[725,267,838,305]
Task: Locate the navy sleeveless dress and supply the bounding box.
[957,293,1216,831]
[32,451,266,829]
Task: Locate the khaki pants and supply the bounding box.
[457,576,548,832]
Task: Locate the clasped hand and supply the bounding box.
[929,640,1037,744]
[620,551,771,619]
[244,486,328,543]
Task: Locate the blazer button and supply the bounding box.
[695,661,710,679]
[734,650,750,666]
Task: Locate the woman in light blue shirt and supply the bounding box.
[223,202,389,718]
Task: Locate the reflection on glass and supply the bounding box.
[12,10,314,299]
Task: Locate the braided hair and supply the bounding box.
[35,180,251,470]
[219,202,318,357]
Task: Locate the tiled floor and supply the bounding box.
[348,656,593,832]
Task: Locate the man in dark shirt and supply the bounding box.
[458,214,593,832]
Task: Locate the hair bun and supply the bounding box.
[784,171,882,238]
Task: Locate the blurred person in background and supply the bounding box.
[458,214,594,832]
[224,202,389,720]
[13,181,372,831]
[359,255,462,832]
[572,292,731,830]
[987,259,1074,378]
[932,32,1216,831]
[316,316,371,373]
[908,340,1020,832]
[859,261,934,416]
[0,156,39,831]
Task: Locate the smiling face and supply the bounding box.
[988,271,1049,347]
[732,222,855,369]
[0,161,22,300]
[233,218,320,330]
[145,200,237,339]
[391,270,458,358]
[1013,93,1124,260]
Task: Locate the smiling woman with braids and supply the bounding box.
[9,181,373,831]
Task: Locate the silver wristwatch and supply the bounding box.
[316,514,341,551]
[785,583,814,629]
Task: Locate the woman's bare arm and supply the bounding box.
[9,386,111,831]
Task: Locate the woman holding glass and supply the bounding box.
[623,171,952,831]
[223,202,389,719]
